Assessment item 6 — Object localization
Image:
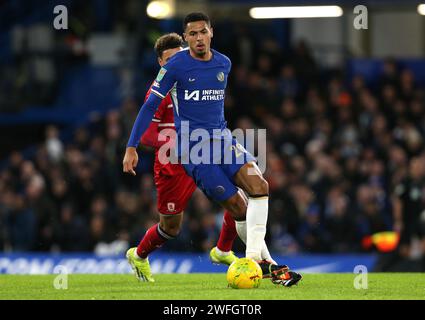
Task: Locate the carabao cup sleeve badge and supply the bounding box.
[156,67,167,82]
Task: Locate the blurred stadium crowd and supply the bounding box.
[0,1,424,262]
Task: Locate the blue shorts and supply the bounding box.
[182,134,257,202]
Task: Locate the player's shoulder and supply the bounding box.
[212,49,231,66]
[164,48,190,68]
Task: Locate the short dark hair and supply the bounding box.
[154,33,183,58]
[183,12,210,30]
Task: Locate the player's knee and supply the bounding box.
[248,177,269,197]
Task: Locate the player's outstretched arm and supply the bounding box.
[123,93,163,176]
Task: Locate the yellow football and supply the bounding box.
[226,257,262,289]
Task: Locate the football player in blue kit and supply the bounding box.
[125,12,301,286]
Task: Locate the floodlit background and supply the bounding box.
[0,0,425,273]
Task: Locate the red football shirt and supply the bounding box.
[140,85,185,176]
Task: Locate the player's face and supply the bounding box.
[159,47,182,67]
[184,21,213,58]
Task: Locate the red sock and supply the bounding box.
[217,211,237,252]
[136,224,174,259]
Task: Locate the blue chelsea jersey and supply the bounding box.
[150,48,231,135]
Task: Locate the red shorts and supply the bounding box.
[154,160,197,215]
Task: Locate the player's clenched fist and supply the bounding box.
[123,147,138,176]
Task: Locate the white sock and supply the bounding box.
[133,249,143,260]
[260,243,277,265]
[215,247,229,256]
[235,220,247,245]
[236,220,275,263]
[235,197,268,260]
[246,196,268,260]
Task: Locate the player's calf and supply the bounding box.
[159,212,183,237]
[221,191,247,221]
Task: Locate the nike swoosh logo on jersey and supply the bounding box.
[188,78,196,82]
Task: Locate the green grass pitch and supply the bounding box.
[0,273,424,300]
